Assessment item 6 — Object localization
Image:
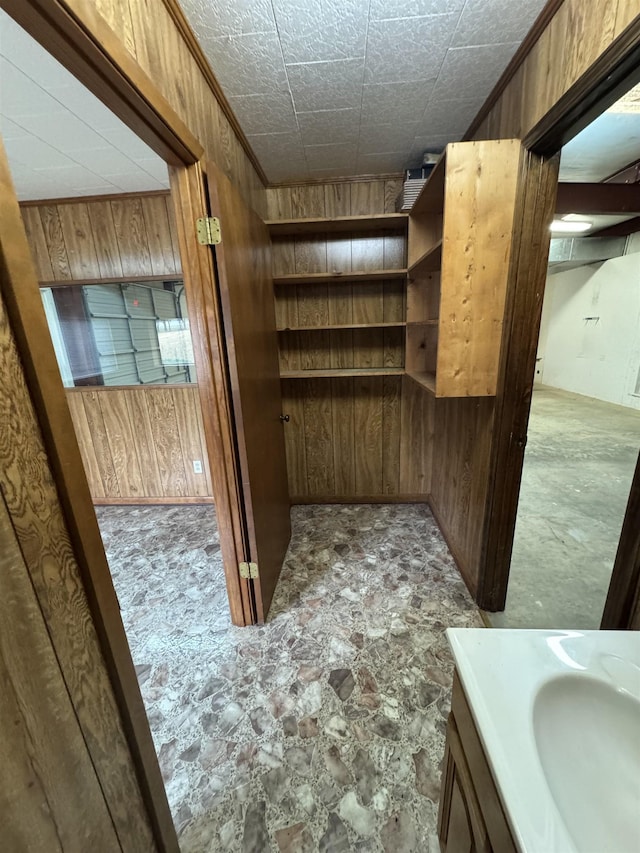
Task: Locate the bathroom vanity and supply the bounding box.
[440,629,640,853]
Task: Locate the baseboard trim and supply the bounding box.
[427,496,477,599]
[290,494,429,505]
[93,496,215,506]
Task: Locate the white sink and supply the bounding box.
[447,629,640,852]
[533,673,640,853]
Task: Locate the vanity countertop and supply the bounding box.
[447,628,640,853]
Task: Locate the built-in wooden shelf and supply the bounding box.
[266,214,408,236]
[412,153,446,215]
[407,319,438,327]
[281,367,404,379]
[406,370,436,394]
[277,322,406,332]
[274,269,408,286]
[408,240,442,277]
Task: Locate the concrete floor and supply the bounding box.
[485,385,640,630]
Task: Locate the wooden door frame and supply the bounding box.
[477,16,640,617]
[0,0,257,849]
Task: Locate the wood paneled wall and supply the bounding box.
[0,273,157,849]
[22,194,213,502]
[21,192,181,282]
[67,386,212,502]
[267,178,431,501]
[471,0,639,141]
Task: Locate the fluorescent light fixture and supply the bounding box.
[550,219,592,234]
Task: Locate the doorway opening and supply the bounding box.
[0,5,232,826]
[485,81,640,629]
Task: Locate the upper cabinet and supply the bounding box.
[406,140,523,397]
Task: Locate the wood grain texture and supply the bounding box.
[22,193,181,282]
[206,159,291,622]
[269,180,412,500]
[0,491,121,852]
[1,135,166,848]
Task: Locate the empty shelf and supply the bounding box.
[266,214,408,236]
[277,322,406,331]
[406,370,436,394]
[408,240,442,277]
[281,367,405,379]
[273,269,408,285]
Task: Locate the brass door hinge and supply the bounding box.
[239,561,259,580]
[196,216,221,245]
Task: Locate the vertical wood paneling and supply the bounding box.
[19,206,55,281]
[88,201,124,279]
[144,386,188,496]
[123,387,164,496]
[354,376,383,494]
[302,378,334,494]
[38,205,72,280]
[56,202,101,280]
[66,387,212,501]
[99,388,146,497]
[111,197,154,277]
[140,195,181,275]
[399,375,433,496]
[0,493,120,852]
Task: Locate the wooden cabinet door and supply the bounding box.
[205,161,291,621]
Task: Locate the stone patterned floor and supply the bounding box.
[96,503,482,853]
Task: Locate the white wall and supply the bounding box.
[536,245,640,410]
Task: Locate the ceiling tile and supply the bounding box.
[431,42,520,102]
[287,59,364,111]
[416,97,482,136]
[228,92,298,135]
[364,14,458,84]
[199,32,288,96]
[358,123,418,155]
[303,142,358,170]
[360,80,437,125]
[297,109,360,145]
[452,0,545,48]
[3,135,75,169]
[369,0,466,21]
[179,0,276,38]
[356,152,408,173]
[273,0,368,64]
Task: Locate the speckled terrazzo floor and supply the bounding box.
[96,503,482,853]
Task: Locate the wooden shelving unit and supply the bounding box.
[274,269,407,286]
[406,140,523,397]
[281,367,404,379]
[271,211,408,382]
[266,213,407,236]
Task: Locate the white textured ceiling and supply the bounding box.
[179,0,548,182]
[0,8,168,200]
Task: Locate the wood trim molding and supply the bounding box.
[269,172,405,188]
[524,14,640,154]
[20,189,170,207]
[2,0,203,166]
[477,150,560,612]
[463,0,566,141]
[601,451,640,630]
[169,161,254,627]
[93,496,215,506]
[291,495,429,504]
[40,274,182,288]
[427,496,475,599]
[160,0,268,187]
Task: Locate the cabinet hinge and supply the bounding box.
[239,561,259,580]
[196,216,221,245]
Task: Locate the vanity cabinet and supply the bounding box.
[439,673,517,852]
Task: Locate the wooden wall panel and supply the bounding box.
[430,398,495,592]
[22,193,181,282]
[268,178,421,501]
[67,386,212,502]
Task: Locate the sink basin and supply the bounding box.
[533,674,640,853]
[447,629,640,852]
